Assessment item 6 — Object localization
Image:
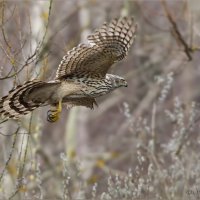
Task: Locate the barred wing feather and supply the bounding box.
[55,16,137,79]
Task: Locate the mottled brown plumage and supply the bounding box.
[0,16,137,122]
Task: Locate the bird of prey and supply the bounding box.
[0,16,137,122]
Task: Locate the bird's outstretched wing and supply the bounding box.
[56,16,137,79]
[0,80,60,119]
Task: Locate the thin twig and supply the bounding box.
[0,0,53,81]
[0,0,12,50]
[161,0,192,61]
[0,127,20,184]
[151,103,157,155]
[8,115,33,200]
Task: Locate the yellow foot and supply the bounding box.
[47,100,62,122]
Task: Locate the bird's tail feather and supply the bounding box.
[0,80,60,119]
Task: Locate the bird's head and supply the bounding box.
[106,74,128,88]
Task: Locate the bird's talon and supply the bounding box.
[47,100,62,122]
[47,110,60,122]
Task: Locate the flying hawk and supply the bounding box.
[0,17,137,122]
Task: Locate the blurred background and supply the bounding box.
[0,0,200,199]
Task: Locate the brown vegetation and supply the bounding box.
[0,0,200,199]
